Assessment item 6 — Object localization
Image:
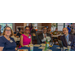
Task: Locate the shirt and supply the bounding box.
[43,33,47,38]
[0,36,16,51]
[65,34,69,45]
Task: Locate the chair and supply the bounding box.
[32,39,37,44]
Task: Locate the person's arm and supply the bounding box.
[20,35,25,47]
[0,47,4,51]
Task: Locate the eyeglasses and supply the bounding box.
[43,29,47,30]
[25,29,30,31]
[5,30,11,32]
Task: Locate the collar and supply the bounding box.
[65,34,69,38]
[43,33,47,36]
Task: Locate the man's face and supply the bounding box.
[43,27,47,34]
[63,28,68,35]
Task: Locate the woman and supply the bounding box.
[31,29,40,44]
[20,26,32,47]
[0,26,17,51]
[17,28,23,37]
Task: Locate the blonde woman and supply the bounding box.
[0,26,16,51]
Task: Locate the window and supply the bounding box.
[58,23,64,31]
[0,23,12,32]
[51,23,57,32]
[65,23,71,28]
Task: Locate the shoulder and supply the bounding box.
[29,34,31,36]
[0,36,5,40]
[0,36,5,43]
[60,35,64,39]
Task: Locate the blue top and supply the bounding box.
[67,27,71,33]
[0,36,16,51]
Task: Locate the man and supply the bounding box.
[60,28,74,47]
[38,26,53,44]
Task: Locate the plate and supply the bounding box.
[41,44,46,46]
[57,47,68,49]
[34,44,40,47]
[25,45,29,47]
[39,47,45,49]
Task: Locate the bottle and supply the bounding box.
[44,38,49,51]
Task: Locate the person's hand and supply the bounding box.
[15,48,17,51]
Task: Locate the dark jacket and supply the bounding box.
[38,33,53,44]
[60,34,74,47]
[31,33,40,44]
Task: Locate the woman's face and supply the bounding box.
[25,27,30,34]
[5,27,11,36]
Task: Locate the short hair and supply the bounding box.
[2,26,14,37]
[31,29,36,33]
[14,32,16,34]
[24,26,29,30]
[18,28,21,31]
[42,26,48,30]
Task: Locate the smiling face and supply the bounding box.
[5,27,12,36]
[63,28,68,35]
[25,27,30,34]
[43,27,47,34]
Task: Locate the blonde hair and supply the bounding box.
[2,26,14,37]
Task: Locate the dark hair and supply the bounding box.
[42,26,48,30]
[31,29,36,33]
[25,26,30,29]
[14,32,16,34]
[68,25,70,27]
[18,28,22,31]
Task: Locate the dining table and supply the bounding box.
[18,44,74,51]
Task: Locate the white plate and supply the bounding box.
[41,44,46,46]
[34,44,40,47]
[57,47,68,49]
[25,45,29,47]
[39,47,45,49]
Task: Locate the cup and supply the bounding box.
[67,46,71,51]
[30,44,34,51]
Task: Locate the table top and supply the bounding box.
[18,44,74,51]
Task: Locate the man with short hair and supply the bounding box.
[38,26,53,43]
[60,28,74,47]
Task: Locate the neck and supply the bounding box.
[65,33,68,36]
[5,35,10,38]
[43,33,46,34]
[24,33,29,35]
